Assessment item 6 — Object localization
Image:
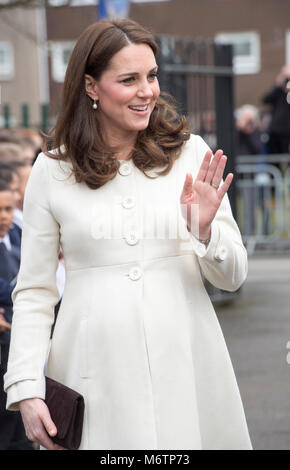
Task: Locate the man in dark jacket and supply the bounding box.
[0,179,33,450]
[262,65,290,154]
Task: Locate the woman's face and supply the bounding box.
[86,43,160,141]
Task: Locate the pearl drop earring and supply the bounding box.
[93,99,98,110]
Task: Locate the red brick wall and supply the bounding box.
[46,0,290,115]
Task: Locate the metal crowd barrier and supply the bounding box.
[205,154,290,306]
[235,154,290,255]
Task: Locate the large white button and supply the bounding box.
[125,231,139,246]
[214,246,228,261]
[129,266,142,281]
[118,162,132,176]
[122,197,135,209]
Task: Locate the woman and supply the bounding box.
[4,19,252,450]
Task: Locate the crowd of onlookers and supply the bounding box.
[236,66,290,157]
[0,128,65,450]
[0,127,43,449]
[200,64,290,158]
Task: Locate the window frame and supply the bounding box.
[0,41,14,81]
[215,31,261,75]
[49,0,169,5]
[50,41,75,83]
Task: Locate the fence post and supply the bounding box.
[214,44,237,218]
[41,104,49,133]
[157,36,188,115]
[21,103,29,128]
[3,104,10,128]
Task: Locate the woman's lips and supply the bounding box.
[128,104,149,115]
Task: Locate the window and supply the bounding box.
[50,41,75,83]
[215,31,260,75]
[286,30,290,66]
[0,42,14,81]
[49,0,169,5]
[131,0,170,2]
[49,0,96,5]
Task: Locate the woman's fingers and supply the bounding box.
[20,398,63,450]
[204,150,223,184]
[33,425,60,450]
[37,405,64,449]
[211,154,228,188]
[41,409,58,439]
[195,150,212,182]
[196,149,228,189]
[217,173,234,199]
[181,173,193,200]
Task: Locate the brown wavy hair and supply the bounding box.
[43,18,190,189]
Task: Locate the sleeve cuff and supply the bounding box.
[188,220,220,258]
[5,378,46,411]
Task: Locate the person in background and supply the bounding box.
[0,179,33,450]
[0,143,22,163]
[0,164,22,313]
[0,140,32,231]
[0,159,31,230]
[0,163,22,210]
[235,105,270,238]
[235,104,263,156]
[200,110,217,153]
[0,130,20,146]
[13,163,32,230]
[17,138,36,166]
[262,65,290,154]
[13,128,43,149]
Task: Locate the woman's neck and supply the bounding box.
[103,127,137,161]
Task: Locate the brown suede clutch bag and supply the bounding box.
[45,376,85,450]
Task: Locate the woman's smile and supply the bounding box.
[86,43,160,143]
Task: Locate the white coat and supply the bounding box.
[4,134,252,450]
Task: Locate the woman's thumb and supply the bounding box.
[41,410,57,436]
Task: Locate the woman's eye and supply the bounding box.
[121,73,158,84]
[122,77,135,83]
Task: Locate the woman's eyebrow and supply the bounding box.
[117,66,158,78]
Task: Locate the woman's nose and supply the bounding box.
[137,80,154,98]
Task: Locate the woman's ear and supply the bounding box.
[85,74,98,100]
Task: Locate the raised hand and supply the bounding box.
[180,149,233,241]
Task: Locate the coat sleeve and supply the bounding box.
[262,85,280,105]
[4,153,60,410]
[0,278,13,306]
[188,135,248,292]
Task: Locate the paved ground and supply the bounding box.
[215,255,290,450]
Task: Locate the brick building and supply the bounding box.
[1,0,290,127]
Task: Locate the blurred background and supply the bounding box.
[0,0,290,450]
